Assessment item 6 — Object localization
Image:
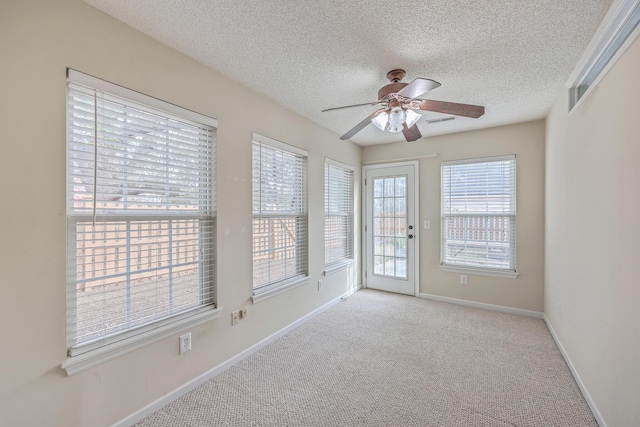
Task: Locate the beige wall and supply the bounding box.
[0,1,360,425]
[362,120,546,312]
[545,34,640,426]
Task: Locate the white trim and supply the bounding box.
[362,160,419,171]
[252,132,308,157]
[323,260,355,276]
[418,293,543,318]
[361,153,439,165]
[61,307,223,376]
[251,275,309,304]
[325,157,354,171]
[112,288,359,427]
[441,154,516,167]
[412,162,420,297]
[544,316,608,427]
[67,69,217,127]
[439,264,519,279]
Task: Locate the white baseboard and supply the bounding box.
[417,293,544,318]
[543,316,607,427]
[113,288,358,427]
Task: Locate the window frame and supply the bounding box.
[62,69,221,375]
[251,133,309,303]
[324,158,355,274]
[568,0,640,111]
[440,155,518,279]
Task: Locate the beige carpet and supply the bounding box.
[136,289,596,426]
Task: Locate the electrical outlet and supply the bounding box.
[460,274,468,285]
[318,279,323,290]
[240,308,248,319]
[179,332,191,354]
[231,310,239,325]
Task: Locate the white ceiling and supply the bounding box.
[84,0,612,146]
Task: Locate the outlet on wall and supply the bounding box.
[317,279,323,290]
[179,332,192,355]
[231,310,239,325]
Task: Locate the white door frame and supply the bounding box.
[362,161,420,296]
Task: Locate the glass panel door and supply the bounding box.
[364,163,417,296]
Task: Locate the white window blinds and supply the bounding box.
[324,159,354,268]
[66,69,216,355]
[252,135,308,291]
[441,156,516,272]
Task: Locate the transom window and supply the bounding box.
[66,70,216,357]
[569,0,640,110]
[441,156,516,274]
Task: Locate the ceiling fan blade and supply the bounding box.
[415,100,485,118]
[339,110,384,140]
[322,101,385,113]
[402,123,422,142]
[397,78,441,99]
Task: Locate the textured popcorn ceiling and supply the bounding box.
[84,0,611,145]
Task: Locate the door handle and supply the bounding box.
[408,234,414,239]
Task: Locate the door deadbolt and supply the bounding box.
[408,225,413,230]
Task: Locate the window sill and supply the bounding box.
[323,260,355,276]
[61,306,222,376]
[440,264,519,279]
[252,275,309,304]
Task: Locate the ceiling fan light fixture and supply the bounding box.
[371,111,389,131]
[386,107,406,133]
[405,109,421,128]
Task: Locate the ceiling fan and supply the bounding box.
[323,69,485,142]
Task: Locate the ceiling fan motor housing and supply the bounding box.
[379,69,409,100]
[378,83,408,100]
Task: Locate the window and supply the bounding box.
[252,134,308,301]
[441,156,516,276]
[569,0,640,110]
[324,159,354,271]
[65,70,218,370]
